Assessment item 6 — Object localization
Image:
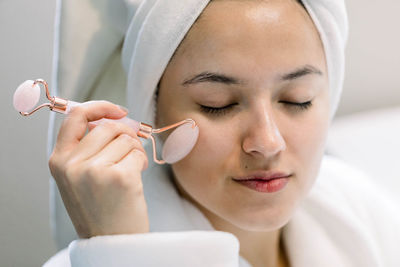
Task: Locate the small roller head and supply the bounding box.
[162,122,199,164]
[13,80,41,113]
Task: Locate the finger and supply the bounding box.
[89,134,145,165]
[115,148,149,173]
[54,101,128,153]
[88,122,97,131]
[68,120,140,161]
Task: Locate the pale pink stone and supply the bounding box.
[13,80,41,112]
[162,122,199,164]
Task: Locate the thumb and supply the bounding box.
[70,100,129,121]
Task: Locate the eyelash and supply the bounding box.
[280,100,313,111]
[200,101,313,116]
[200,103,237,116]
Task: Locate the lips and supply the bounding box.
[232,171,291,193]
[232,171,291,182]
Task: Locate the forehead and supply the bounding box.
[173,0,324,68]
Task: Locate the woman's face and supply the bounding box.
[156,0,330,231]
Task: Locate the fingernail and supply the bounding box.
[118,105,129,113]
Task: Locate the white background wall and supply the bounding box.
[337,0,400,116]
[0,1,56,266]
[0,0,399,266]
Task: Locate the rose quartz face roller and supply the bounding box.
[13,79,199,164]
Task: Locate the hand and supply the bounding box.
[48,101,149,238]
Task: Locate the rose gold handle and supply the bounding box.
[17,79,198,165]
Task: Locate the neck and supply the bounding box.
[203,208,289,267]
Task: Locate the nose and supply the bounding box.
[242,105,286,158]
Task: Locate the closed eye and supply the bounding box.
[200,100,313,116]
[280,100,313,111]
[199,103,237,116]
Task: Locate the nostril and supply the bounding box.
[242,124,286,157]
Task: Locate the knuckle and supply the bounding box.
[120,135,139,149]
[130,148,148,171]
[119,133,133,142]
[131,136,142,146]
[49,155,64,180]
[110,169,129,187]
[64,160,80,180]
[102,120,120,130]
[71,161,105,187]
[48,152,58,171]
[130,178,145,196]
[120,124,137,137]
[49,153,79,182]
[134,148,147,161]
[131,149,149,171]
[84,162,101,179]
[125,126,138,138]
[116,171,144,195]
[108,166,143,194]
[124,135,142,148]
[106,121,130,135]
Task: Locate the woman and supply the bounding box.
[44,0,400,266]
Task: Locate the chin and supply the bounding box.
[227,203,295,232]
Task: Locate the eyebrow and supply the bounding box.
[281,65,323,81]
[182,71,242,86]
[181,64,323,86]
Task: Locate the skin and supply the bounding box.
[155,0,331,266]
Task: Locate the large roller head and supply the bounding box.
[161,122,199,164]
[13,80,41,113]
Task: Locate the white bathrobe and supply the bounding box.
[43,0,400,266]
[43,155,400,267]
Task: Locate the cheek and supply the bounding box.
[286,103,330,191]
[171,119,238,197]
[291,116,328,159]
